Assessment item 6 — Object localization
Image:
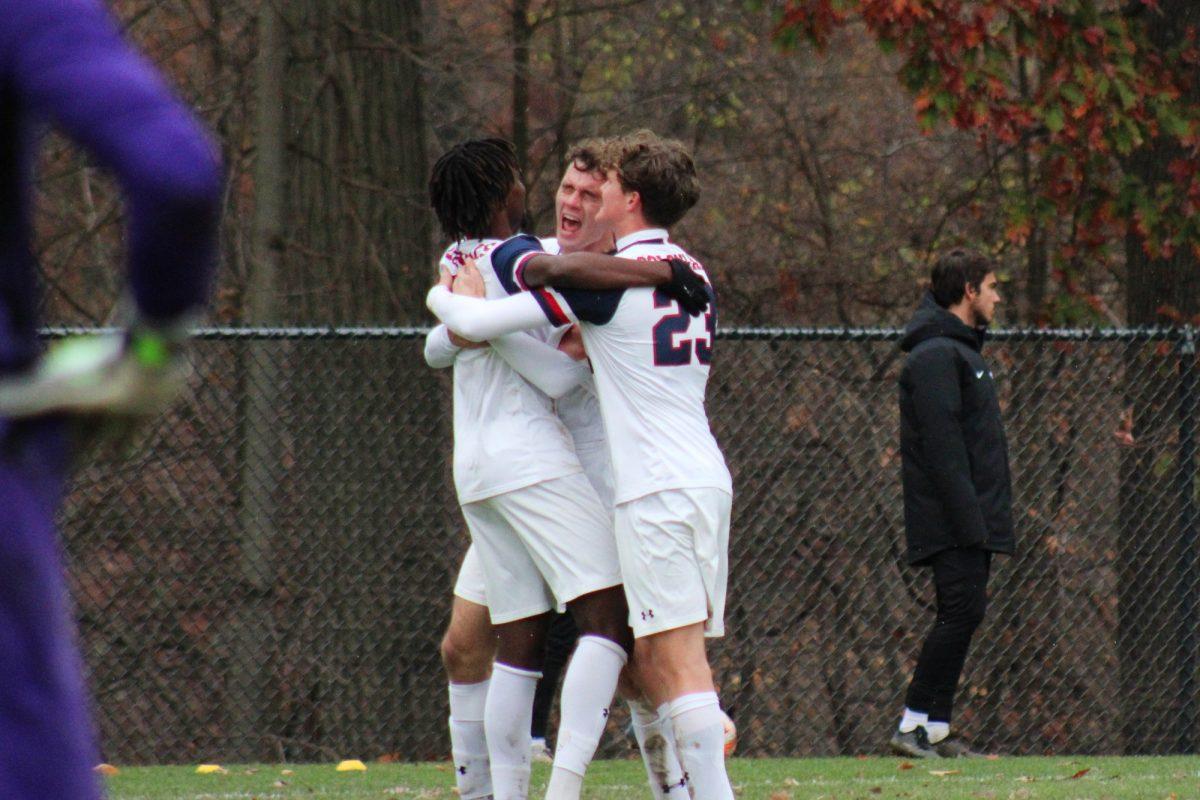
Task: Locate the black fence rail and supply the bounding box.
[54,326,1200,763]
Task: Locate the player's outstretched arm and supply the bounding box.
[490,333,589,399]
[426,286,550,342]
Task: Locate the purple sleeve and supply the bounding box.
[4,0,222,322]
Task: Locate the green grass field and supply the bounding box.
[102,755,1200,799]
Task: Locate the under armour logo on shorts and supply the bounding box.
[641,609,655,621]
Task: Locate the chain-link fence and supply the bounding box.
[56,327,1200,763]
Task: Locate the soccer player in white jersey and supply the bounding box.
[429,141,697,800]
[424,139,707,800]
[425,131,735,800]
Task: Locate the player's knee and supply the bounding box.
[569,592,631,651]
[639,641,710,693]
[575,619,631,654]
[495,639,544,672]
[441,629,492,682]
[659,657,710,690]
[439,630,464,673]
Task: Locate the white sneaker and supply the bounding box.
[530,737,554,764]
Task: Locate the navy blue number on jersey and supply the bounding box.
[652,286,715,366]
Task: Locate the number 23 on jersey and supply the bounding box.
[652,286,716,366]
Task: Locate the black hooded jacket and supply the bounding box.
[898,292,1014,564]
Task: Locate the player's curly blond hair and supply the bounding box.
[598,130,700,228]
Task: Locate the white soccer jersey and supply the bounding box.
[492,229,732,504]
[537,237,612,496]
[438,238,581,503]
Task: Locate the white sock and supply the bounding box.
[628,698,688,799]
[544,769,583,800]
[925,720,950,743]
[545,636,628,800]
[486,663,540,800]
[449,680,492,800]
[898,707,928,734]
[669,692,734,800]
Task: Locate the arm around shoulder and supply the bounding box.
[521,252,670,290]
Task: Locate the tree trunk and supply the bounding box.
[227,0,287,760]
[284,0,430,323]
[1117,0,1200,754]
[511,0,533,177]
[258,0,447,758]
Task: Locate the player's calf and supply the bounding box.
[636,623,733,800]
[487,614,553,800]
[442,597,497,800]
[544,588,631,800]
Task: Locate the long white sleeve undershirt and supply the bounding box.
[423,324,462,369]
[424,294,588,399]
[491,332,589,399]
[427,285,551,341]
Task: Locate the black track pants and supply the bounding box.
[904,547,992,723]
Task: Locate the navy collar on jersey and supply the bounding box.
[615,228,670,252]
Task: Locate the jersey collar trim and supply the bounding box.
[615,228,670,252]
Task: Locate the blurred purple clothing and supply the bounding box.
[0,419,94,798]
[1,1,221,797]
[1,0,222,374]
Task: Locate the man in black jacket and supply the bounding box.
[890,249,1013,759]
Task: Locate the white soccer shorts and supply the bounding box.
[461,471,622,625]
[615,487,732,639]
[576,440,615,513]
[452,544,489,607]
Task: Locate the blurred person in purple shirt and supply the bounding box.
[0,1,221,797]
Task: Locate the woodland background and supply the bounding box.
[34,0,1200,331]
[33,0,1200,761]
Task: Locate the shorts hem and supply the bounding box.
[453,588,488,606]
[555,576,623,606]
[487,602,555,625]
[631,612,710,639]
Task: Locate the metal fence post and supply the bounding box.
[1178,326,1198,753]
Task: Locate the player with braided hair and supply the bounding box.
[430,138,527,244]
